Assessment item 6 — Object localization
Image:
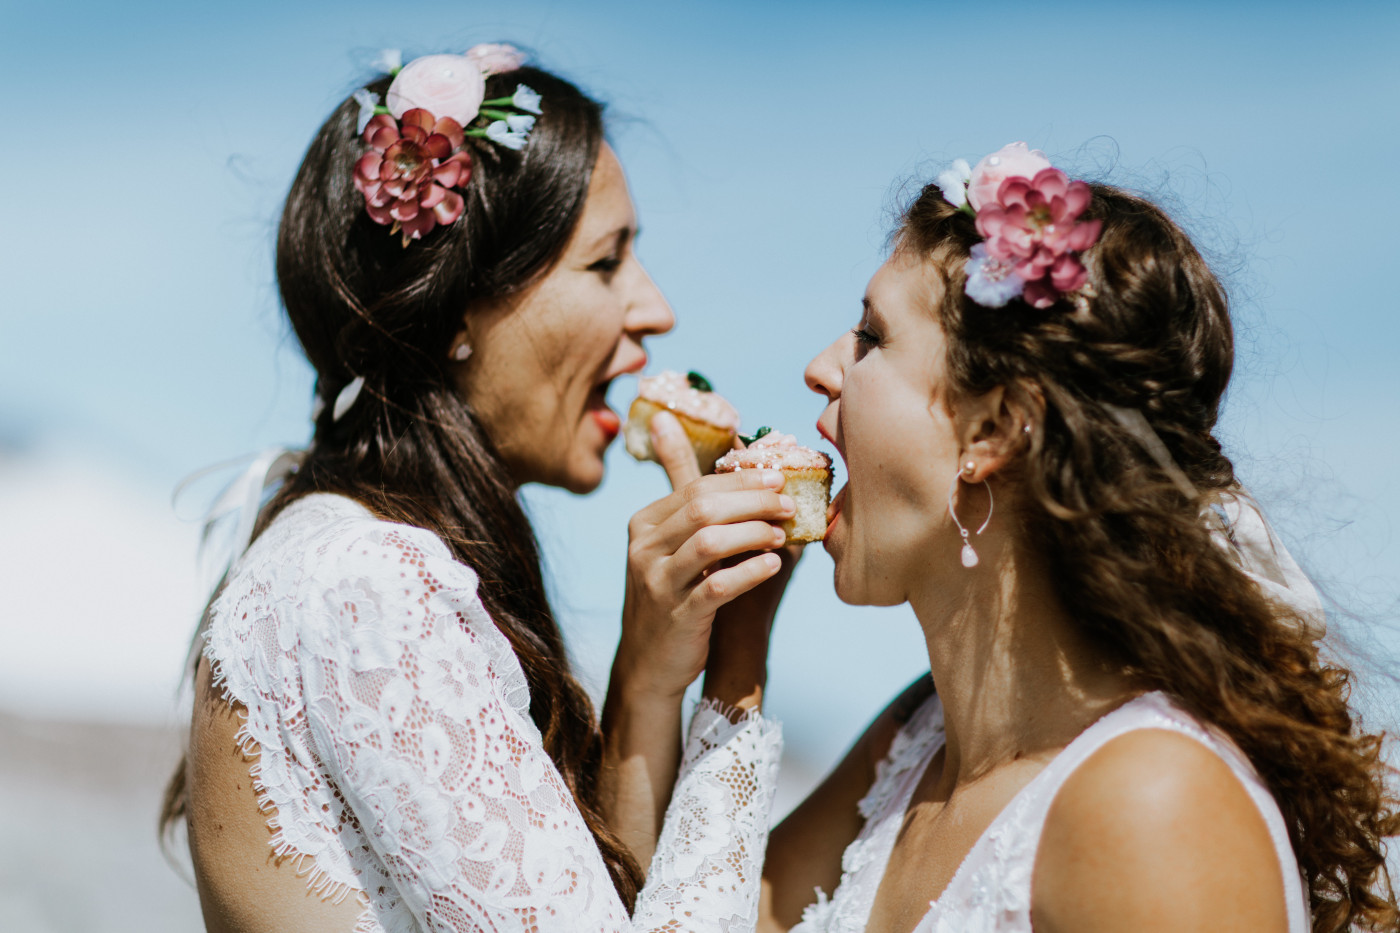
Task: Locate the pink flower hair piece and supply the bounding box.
[353,109,473,247]
[938,143,1102,309]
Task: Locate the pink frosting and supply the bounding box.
[636,371,741,431]
[715,431,831,472]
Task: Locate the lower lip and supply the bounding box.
[591,407,621,440]
[824,484,847,542]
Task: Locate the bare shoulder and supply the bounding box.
[1031,728,1290,933]
[186,660,364,933]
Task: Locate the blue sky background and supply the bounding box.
[2,0,1398,778]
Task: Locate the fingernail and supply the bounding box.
[762,470,784,488]
[651,413,680,439]
[763,553,781,570]
[779,495,795,513]
[773,525,788,546]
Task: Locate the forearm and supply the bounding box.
[700,546,796,713]
[598,673,685,873]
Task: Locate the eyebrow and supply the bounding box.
[861,296,887,327]
[585,225,635,256]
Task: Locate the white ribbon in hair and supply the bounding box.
[1101,403,1325,638]
[1208,489,1327,640]
[172,447,305,661]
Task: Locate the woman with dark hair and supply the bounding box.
[756,144,1399,932]
[161,46,796,932]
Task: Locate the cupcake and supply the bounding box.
[714,429,832,543]
[625,370,741,474]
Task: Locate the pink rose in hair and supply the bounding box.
[385,54,486,125]
[466,43,526,76]
[975,166,1102,308]
[966,142,1053,212]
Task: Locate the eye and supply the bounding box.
[851,326,881,355]
[588,255,623,277]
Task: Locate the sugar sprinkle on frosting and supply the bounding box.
[715,430,831,471]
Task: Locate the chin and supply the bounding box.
[558,454,606,495]
[831,555,905,608]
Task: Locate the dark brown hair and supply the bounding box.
[899,182,1398,931]
[162,62,644,907]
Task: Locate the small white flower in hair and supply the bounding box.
[511,84,542,114]
[353,88,380,134]
[485,119,529,150]
[934,158,972,208]
[505,113,536,134]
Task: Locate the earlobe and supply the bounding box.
[954,385,1037,482]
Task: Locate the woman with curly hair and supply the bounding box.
[757,144,1398,932]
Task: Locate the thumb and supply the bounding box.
[651,411,702,491]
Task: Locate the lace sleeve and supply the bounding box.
[635,700,784,932]
[278,519,782,933]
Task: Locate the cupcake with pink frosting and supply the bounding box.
[715,429,832,543]
[625,370,741,474]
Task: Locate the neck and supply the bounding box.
[908,530,1135,786]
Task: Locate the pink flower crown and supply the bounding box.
[934,143,1102,310]
[351,45,542,247]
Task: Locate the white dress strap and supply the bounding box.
[917,691,1309,933]
[791,691,1309,933]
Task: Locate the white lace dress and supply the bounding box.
[203,493,783,933]
[792,691,1309,933]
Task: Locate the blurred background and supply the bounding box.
[2,0,1397,928]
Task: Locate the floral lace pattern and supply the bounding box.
[204,493,782,933]
[791,692,1308,933]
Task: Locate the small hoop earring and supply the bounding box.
[947,469,993,568]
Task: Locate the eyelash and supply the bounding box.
[589,256,622,275]
[851,326,880,348]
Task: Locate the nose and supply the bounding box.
[626,260,675,338]
[805,332,848,400]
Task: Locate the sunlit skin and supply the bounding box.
[457,144,673,494]
[755,249,1289,933]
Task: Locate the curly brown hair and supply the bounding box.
[899,182,1398,931]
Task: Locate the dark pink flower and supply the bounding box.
[973,167,1101,308]
[353,109,473,246]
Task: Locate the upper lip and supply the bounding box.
[816,415,843,458]
[600,349,648,386]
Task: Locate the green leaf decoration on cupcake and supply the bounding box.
[738,426,772,446]
[686,371,713,393]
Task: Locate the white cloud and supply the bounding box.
[0,444,202,724]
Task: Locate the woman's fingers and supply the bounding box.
[629,464,786,528]
[679,552,783,617]
[652,486,795,553]
[668,520,789,584]
[651,411,703,492]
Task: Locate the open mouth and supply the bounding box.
[587,383,621,440]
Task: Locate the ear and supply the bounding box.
[952,383,1038,484]
[448,316,474,365]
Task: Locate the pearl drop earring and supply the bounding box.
[452,343,473,362]
[948,466,994,568]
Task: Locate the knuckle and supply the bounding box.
[692,527,721,561]
[685,496,716,526]
[703,574,730,602]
